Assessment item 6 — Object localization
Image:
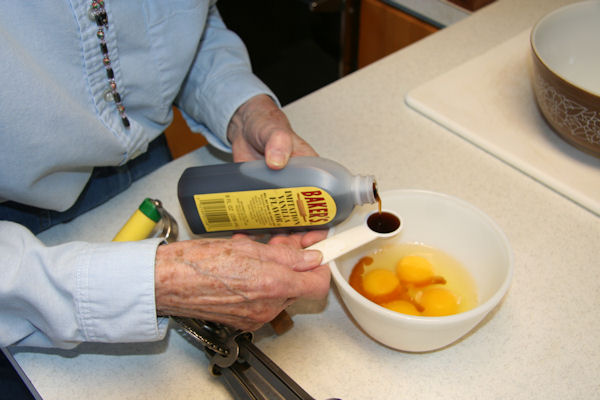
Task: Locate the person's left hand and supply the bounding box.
[227,94,318,169]
[155,235,330,331]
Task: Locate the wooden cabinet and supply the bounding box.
[357,0,439,68]
[163,108,207,159]
[447,0,495,11]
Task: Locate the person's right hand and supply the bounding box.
[154,235,330,331]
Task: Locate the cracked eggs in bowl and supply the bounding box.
[328,190,513,352]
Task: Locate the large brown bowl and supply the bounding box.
[530,1,600,158]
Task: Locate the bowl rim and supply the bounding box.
[530,0,600,98]
[329,189,515,326]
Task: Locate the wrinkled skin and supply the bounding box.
[227,94,317,169]
[154,94,330,330]
[155,235,329,331]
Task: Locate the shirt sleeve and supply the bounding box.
[0,221,168,349]
[174,3,279,152]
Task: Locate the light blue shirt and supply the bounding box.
[0,0,276,348]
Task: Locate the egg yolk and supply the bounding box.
[362,269,399,297]
[418,288,459,316]
[396,255,434,284]
[382,300,421,316]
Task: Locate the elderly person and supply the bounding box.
[0,0,329,349]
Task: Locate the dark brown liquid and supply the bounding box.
[375,186,382,214]
[369,188,400,233]
[367,211,400,234]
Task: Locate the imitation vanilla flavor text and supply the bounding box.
[178,157,378,235]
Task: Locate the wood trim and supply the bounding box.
[447,0,495,11]
[163,108,208,159]
[358,0,438,68]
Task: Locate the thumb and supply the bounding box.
[293,249,324,271]
[264,130,292,170]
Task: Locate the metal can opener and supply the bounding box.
[173,317,317,400]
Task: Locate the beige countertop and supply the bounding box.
[12,0,599,398]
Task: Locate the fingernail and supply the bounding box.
[268,150,288,169]
[303,249,323,265]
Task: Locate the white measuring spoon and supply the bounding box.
[307,210,402,264]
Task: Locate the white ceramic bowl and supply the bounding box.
[329,190,513,352]
[530,0,600,157]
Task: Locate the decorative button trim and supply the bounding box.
[89,0,130,128]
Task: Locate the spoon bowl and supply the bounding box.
[307,210,401,264]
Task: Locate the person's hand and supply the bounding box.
[227,94,318,169]
[227,93,329,245]
[154,235,330,331]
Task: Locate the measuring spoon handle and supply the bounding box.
[306,224,379,265]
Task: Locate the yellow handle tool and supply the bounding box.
[113,198,162,242]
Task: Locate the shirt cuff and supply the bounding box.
[77,238,168,343]
[179,70,278,152]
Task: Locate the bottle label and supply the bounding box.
[193,187,337,232]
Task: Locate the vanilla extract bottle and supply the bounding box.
[177,156,378,235]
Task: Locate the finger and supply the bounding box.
[299,229,329,248]
[261,242,323,270]
[289,135,319,158]
[269,229,328,248]
[266,233,328,269]
[190,302,282,331]
[232,232,267,242]
[288,265,331,299]
[264,130,292,169]
[231,139,262,163]
[267,233,304,247]
[191,310,265,332]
